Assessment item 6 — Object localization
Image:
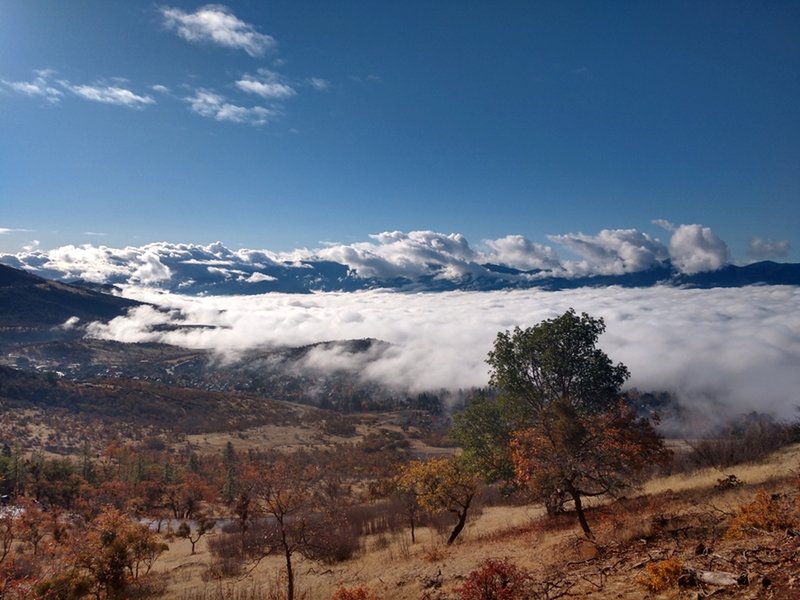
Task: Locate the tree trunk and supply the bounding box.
[410,513,416,544]
[285,548,294,600]
[446,495,473,545]
[570,489,594,540]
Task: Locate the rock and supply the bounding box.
[695,570,740,586]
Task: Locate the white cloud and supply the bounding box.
[131,251,172,285]
[311,230,485,279]
[186,89,275,126]
[2,70,155,109]
[1,69,63,103]
[66,83,155,108]
[0,241,291,289]
[0,226,765,293]
[151,84,171,94]
[483,235,561,271]
[0,227,34,234]
[668,224,729,274]
[160,4,276,57]
[549,229,668,274]
[236,70,296,99]
[307,77,330,91]
[35,244,140,283]
[652,218,675,232]
[748,237,790,260]
[87,285,800,421]
[61,316,81,330]
[245,272,277,283]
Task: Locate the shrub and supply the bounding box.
[206,532,245,579]
[331,585,380,600]
[455,558,532,600]
[726,489,797,539]
[671,420,798,473]
[640,559,683,592]
[422,544,449,562]
[32,570,94,599]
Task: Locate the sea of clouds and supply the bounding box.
[85,284,800,422]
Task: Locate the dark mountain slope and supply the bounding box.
[0,264,141,328]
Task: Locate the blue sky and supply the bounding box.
[1,1,798,262]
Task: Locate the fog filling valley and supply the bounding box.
[84,285,800,426]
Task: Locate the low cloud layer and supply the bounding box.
[87,285,800,421]
[0,224,753,292]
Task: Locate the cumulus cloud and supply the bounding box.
[749,237,790,260]
[483,235,561,271]
[160,4,276,57]
[0,241,292,291]
[549,229,668,274]
[1,226,780,293]
[87,285,800,421]
[311,230,484,279]
[236,70,296,99]
[65,83,155,108]
[1,70,63,103]
[186,89,275,125]
[131,251,172,285]
[668,224,729,274]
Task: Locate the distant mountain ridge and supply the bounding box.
[1,260,799,299]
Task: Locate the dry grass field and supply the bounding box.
[147,442,800,600]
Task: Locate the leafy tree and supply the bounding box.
[487,309,629,418]
[177,517,216,555]
[164,471,213,519]
[76,506,167,598]
[450,393,515,489]
[486,309,668,537]
[221,441,239,505]
[512,399,668,539]
[395,457,478,545]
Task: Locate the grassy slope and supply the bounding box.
[154,443,800,600]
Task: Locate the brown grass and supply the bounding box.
[148,442,800,600]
